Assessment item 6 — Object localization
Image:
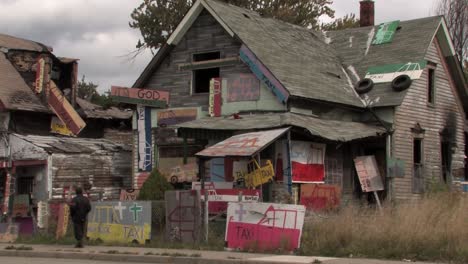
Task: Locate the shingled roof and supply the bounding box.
[327,16,443,107]
[0,33,50,52]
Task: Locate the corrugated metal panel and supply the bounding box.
[196,127,289,157]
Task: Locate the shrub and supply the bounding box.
[138,169,173,201]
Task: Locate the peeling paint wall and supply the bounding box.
[393,39,466,200]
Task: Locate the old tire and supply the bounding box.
[355,78,374,94]
[170,176,178,184]
[392,74,412,92]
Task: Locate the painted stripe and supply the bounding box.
[239,45,289,103]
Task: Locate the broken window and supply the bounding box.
[192,52,220,94]
[412,138,424,193]
[427,67,436,104]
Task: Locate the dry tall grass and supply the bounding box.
[300,192,468,262]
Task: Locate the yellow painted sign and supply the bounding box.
[245,160,274,188]
[87,201,151,244]
[51,116,74,137]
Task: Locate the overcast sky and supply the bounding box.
[0,0,440,93]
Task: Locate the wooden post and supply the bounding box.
[183,137,188,165]
[204,191,209,242]
[373,191,383,212]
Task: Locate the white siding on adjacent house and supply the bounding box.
[393,39,465,200]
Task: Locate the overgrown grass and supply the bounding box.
[300,192,468,263]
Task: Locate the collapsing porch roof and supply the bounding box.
[196,127,290,158]
[178,113,387,142]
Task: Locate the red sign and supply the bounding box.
[111,86,169,107]
[135,172,150,189]
[300,184,341,211]
[120,189,140,201]
[209,78,222,117]
[354,156,384,192]
[200,189,261,214]
[35,56,46,93]
[48,81,86,135]
[227,74,260,102]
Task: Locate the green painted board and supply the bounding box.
[111,96,167,108]
[372,20,400,45]
[366,61,427,75]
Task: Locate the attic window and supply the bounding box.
[192,51,220,94]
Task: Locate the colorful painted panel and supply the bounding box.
[50,116,74,137]
[372,20,400,45]
[35,56,45,93]
[0,223,19,243]
[354,155,385,192]
[300,184,341,211]
[55,203,70,239]
[227,74,260,102]
[239,45,289,103]
[120,189,140,201]
[165,190,201,243]
[135,172,150,189]
[137,105,152,172]
[166,163,198,183]
[197,128,289,157]
[365,61,427,84]
[225,202,306,251]
[191,181,233,190]
[201,189,261,214]
[209,78,222,117]
[12,194,29,217]
[111,86,169,107]
[157,108,197,127]
[87,201,151,244]
[210,158,225,182]
[48,81,86,135]
[291,141,326,183]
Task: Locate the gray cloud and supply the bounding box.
[0,0,439,93]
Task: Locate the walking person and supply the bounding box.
[69,187,91,248]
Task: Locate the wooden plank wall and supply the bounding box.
[393,39,465,200]
[144,9,251,109]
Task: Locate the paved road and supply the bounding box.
[0,256,151,264]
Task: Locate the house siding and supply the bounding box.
[392,39,465,200]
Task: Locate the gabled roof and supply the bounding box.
[0,53,49,112]
[328,16,444,107]
[0,33,50,52]
[135,0,365,108]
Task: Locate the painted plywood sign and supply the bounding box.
[239,45,289,103]
[87,201,151,244]
[291,141,326,183]
[50,116,74,137]
[209,78,222,117]
[201,189,261,214]
[35,56,46,93]
[227,74,260,102]
[165,190,201,243]
[196,128,289,157]
[372,20,400,45]
[354,155,384,192]
[157,108,197,127]
[120,189,140,201]
[365,61,427,83]
[111,86,169,107]
[48,81,86,135]
[225,202,306,251]
[56,203,70,239]
[300,184,341,211]
[135,172,150,189]
[137,105,152,172]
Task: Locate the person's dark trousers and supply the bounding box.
[73,220,85,247]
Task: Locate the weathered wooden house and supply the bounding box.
[0,33,133,219]
[128,0,467,204]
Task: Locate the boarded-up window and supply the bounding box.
[427,68,435,104]
[412,138,424,193]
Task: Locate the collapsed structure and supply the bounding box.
[122,0,467,205]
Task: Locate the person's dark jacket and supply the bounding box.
[70,194,91,223]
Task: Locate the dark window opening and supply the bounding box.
[18,177,34,195]
[441,141,451,183]
[428,68,435,104]
[192,51,221,94]
[413,138,424,193]
[193,52,220,62]
[193,68,219,93]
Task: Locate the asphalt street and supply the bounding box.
[0,256,151,264]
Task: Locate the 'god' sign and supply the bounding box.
[111,86,170,107]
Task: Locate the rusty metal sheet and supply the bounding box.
[196,128,289,157]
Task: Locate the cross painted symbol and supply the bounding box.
[129,203,143,223]
[114,202,127,220]
[235,204,247,222]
